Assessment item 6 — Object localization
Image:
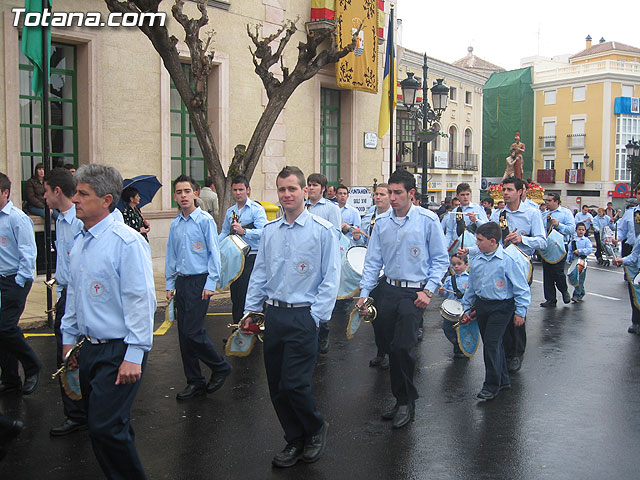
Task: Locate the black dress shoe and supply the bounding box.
[508,356,522,373]
[318,336,330,355]
[0,382,21,394]
[539,300,557,308]
[561,290,571,304]
[22,371,40,395]
[476,388,497,400]
[206,369,230,394]
[417,328,424,342]
[628,324,640,334]
[50,419,88,437]
[0,419,23,444]
[302,422,328,463]
[381,403,399,420]
[369,355,389,369]
[176,384,206,400]
[392,403,414,429]
[272,443,304,468]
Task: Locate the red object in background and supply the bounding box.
[576,196,581,204]
[565,169,585,184]
[613,183,631,197]
[537,169,556,183]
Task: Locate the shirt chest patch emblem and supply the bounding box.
[90,281,105,297]
[192,241,205,252]
[296,261,310,274]
[495,278,506,290]
[0,235,8,247]
[410,246,421,258]
[461,282,469,290]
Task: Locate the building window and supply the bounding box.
[568,119,585,148]
[321,88,340,185]
[540,121,556,148]
[464,128,472,161]
[465,91,472,105]
[571,153,584,170]
[449,86,457,102]
[396,115,417,170]
[170,64,206,185]
[573,86,586,102]
[448,125,457,157]
[544,90,556,105]
[622,84,634,97]
[616,114,640,181]
[543,155,555,170]
[19,41,78,181]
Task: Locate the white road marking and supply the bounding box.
[532,279,621,301]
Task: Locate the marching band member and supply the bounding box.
[241,166,339,468]
[540,193,575,307]
[0,172,40,396]
[352,184,391,368]
[357,169,449,429]
[616,185,640,257]
[461,222,531,401]
[336,184,361,241]
[593,207,613,265]
[305,173,341,231]
[441,183,489,246]
[567,222,593,303]
[575,205,594,239]
[61,164,155,479]
[614,233,640,334]
[218,175,267,324]
[43,168,87,436]
[167,175,231,401]
[438,254,469,358]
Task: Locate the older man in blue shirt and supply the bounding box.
[167,175,231,401]
[336,184,361,240]
[0,172,40,396]
[441,182,489,247]
[242,166,339,468]
[43,168,87,436]
[61,164,156,479]
[218,175,267,324]
[357,170,449,429]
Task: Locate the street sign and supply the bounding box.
[347,186,373,216]
[614,183,630,197]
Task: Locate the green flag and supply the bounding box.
[21,0,51,96]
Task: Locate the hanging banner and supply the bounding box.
[311,0,335,21]
[335,0,379,93]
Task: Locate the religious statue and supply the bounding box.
[502,132,524,180]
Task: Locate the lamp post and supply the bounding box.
[400,54,449,207]
[583,153,593,170]
[626,138,640,192]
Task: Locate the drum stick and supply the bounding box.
[440,288,456,294]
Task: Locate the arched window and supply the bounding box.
[448,125,457,157]
[432,122,441,151]
[464,128,472,162]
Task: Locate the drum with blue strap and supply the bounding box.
[448,231,476,257]
[338,246,366,299]
[217,235,250,291]
[504,244,533,285]
[456,320,480,358]
[537,229,567,264]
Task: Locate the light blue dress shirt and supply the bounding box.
[617,207,640,245]
[218,198,267,253]
[0,200,36,287]
[244,209,340,326]
[60,214,156,364]
[305,197,341,231]
[339,203,361,240]
[166,207,221,292]
[442,203,489,246]
[622,234,640,268]
[54,205,84,288]
[567,235,593,263]
[461,245,531,317]
[351,207,390,246]
[359,205,450,298]
[482,202,546,256]
[544,206,576,242]
[592,214,612,233]
[575,212,594,231]
[439,271,470,300]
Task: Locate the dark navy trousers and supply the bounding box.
[263,306,323,445]
[230,253,256,323]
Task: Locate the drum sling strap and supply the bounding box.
[499,210,509,246]
[572,239,587,260]
[450,273,464,299]
[634,209,640,239]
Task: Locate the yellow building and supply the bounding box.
[527,36,640,209]
[0,0,391,270]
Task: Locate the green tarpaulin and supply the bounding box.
[482,67,534,179]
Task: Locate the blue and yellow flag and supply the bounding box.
[377,13,396,138]
[21,0,51,96]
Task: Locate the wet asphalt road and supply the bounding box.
[1,261,640,479]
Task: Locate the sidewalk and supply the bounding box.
[19,272,230,330]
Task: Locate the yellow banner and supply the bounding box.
[335,0,378,93]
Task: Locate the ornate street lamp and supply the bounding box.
[400,54,449,207]
[626,138,640,191]
[583,153,593,170]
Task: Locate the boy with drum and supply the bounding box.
[439,255,469,358]
[567,222,593,302]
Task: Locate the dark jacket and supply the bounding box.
[25,177,46,209]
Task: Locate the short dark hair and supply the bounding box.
[44,167,75,198]
[121,186,139,204]
[307,173,328,194]
[173,174,198,191]
[456,182,471,195]
[546,192,561,203]
[336,184,349,194]
[0,172,11,194]
[502,176,525,192]
[483,196,494,207]
[388,169,416,193]
[277,166,306,189]
[231,175,250,188]
[376,182,389,192]
[63,163,75,171]
[476,222,501,242]
[205,176,215,187]
[576,222,586,230]
[193,182,201,192]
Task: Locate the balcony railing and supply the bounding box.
[534,59,640,83]
[565,168,585,184]
[537,169,556,183]
[567,133,586,149]
[538,136,556,150]
[429,151,478,171]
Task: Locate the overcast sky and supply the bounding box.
[395,0,638,70]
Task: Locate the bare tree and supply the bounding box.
[104,0,357,223]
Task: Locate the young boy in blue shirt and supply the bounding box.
[439,255,469,358]
[461,222,531,400]
[567,222,594,302]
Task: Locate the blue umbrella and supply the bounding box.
[117,174,162,210]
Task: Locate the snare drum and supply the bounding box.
[567,258,587,287]
[217,235,250,291]
[337,246,367,299]
[440,298,464,322]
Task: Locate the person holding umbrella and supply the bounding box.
[121,186,150,242]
